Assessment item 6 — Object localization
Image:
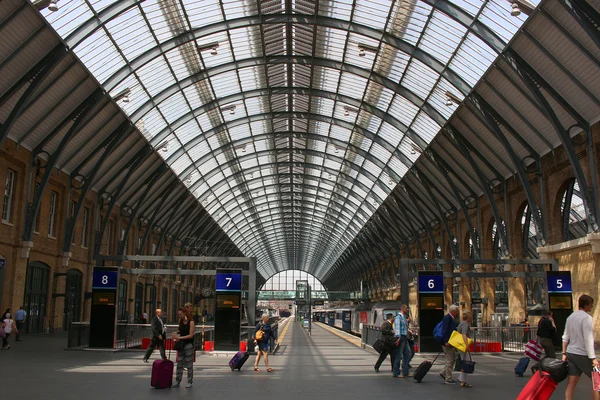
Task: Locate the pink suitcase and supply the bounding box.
[516,371,557,400]
[151,358,174,389]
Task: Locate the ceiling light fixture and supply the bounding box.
[197,42,220,55]
[357,43,377,57]
[343,105,358,116]
[160,141,168,152]
[48,0,59,12]
[509,0,534,16]
[113,88,131,103]
[445,91,462,107]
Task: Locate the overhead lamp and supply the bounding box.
[508,0,534,16]
[343,105,358,116]
[160,141,168,152]
[357,43,377,57]
[334,147,339,154]
[445,91,462,107]
[113,88,131,103]
[198,42,220,55]
[249,172,254,178]
[48,0,59,12]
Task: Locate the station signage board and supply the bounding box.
[418,272,444,293]
[547,271,572,293]
[215,271,242,292]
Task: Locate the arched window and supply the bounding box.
[521,205,544,306]
[146,284,156,314]
[561,180,587,241]
[23,262,50,334]
[492,222,508,308]
[260,270,326,291]
[118,279,128,322]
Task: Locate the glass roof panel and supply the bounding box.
[37,0,534,277]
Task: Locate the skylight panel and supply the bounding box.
[230,27,262,60]
[412,111,441,144]
[196,112,215,132]
[388,155,409,177]
[176,120,201,145]
[447,0,484,16]
[388,94,419,127]
[182,0,224,28]
[106,8,155,62]
[429,78,464,119]
[311,97,335,117]
[171,154,193,175]
[398,136,421,163]
[141,0,176,43]
[353,0,391,30]
[41,0,93,38]
[346,33,380,70]
[419,11,467,64]
[137,109,167,139]
[109,75,149,118]
[137,57,176,97]
[376,48,411,83]
[165,47,193,81]
[209,71,240,98]
[316,27,346,62]
[449,33,497,87]
[479,0,530,43]
[73,29,126,84]
[89,0,118,13]
[378,122,404,148]
[371,142,392,164]
[402,59,439,100]
[158,92,190,124]
[313,67,341,93]
[318,0,352,20]
[364,81,394,112]
[329,125,352,142]
[337,72,368,100]
[387,0,432,46]
[228,124,251,141]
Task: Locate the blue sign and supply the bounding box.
[216,271,242,292]
[418,273,444,293]
[547,272,572,293]
[92,269,118,290]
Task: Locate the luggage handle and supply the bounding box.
[431,350,443,365]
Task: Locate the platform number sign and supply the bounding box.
[418,273,444,293]
[216,271,242,292]
[547,271,572,293]
[92,269,118,289]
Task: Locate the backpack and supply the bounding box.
[433,320,444,344]
[255,324,264,341]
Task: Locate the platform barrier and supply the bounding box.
[361,325,538,353]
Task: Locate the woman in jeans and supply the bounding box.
[172,308,195,388]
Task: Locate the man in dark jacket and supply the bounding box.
[440,305,459,384]
[143,309,167,363]
[374,313,395,372]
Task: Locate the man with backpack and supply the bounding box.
[439,305,459,384]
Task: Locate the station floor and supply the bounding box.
[1,318,596,399]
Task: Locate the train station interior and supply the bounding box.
[1,0,600,398]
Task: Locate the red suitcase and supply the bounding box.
[151,358,174,389]
[516,371,558,400]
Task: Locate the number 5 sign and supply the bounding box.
[547,271,572,293]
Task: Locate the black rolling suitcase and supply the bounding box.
[413,351,442,383]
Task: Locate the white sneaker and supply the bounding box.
[185,383,192,388]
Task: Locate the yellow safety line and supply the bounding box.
[277,317,293,344]
[314,322,362,348]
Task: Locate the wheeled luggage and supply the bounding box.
[515,357,530,377]
[229,351,250,371]
[413,351,442,383]
[373,339,386,354]
[151,358,174,389]
[516,371,557,400]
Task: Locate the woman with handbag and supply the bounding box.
[456,311,474,388]
[537,310,557,359]
[253,314,277,372]
[172,308,196,388]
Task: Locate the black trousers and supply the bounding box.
[144,337,166,361]
[375,347,395,371]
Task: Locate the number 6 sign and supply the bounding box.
[418,273,443,293]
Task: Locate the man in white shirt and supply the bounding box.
[562,294,599,400]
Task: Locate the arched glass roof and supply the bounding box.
[36,0,536,278]
[261,270,325,291]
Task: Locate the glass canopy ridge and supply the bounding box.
[36,0,536,278]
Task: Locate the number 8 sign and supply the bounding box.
[92,269,118,289]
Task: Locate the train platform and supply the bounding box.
[0,317,595,399]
